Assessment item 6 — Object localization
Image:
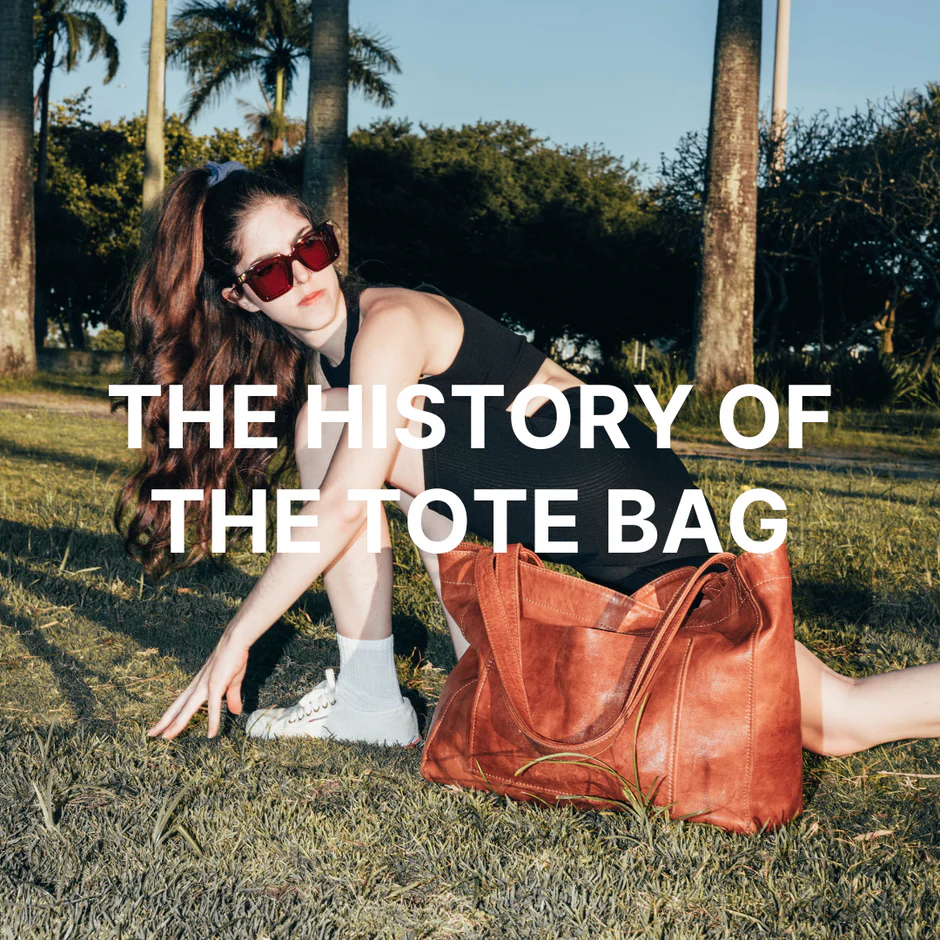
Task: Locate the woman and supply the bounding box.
[127,162,940,757]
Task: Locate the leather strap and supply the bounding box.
[474,545,737,755]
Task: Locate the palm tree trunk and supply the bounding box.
[303,0,349,273]
[36,40,55,194]
[143,0,168,211]
[691,0,762,394]
[0,0,37,376]
[274,68,285,155]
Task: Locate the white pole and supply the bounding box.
[771,0,791,177]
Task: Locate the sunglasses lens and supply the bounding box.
[247,257,291,302]
[296,225,340,272]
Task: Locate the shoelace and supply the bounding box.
[285,668,338,725]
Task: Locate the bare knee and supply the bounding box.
[800,666,865,757]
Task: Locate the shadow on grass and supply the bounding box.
[0,518,317,720]
[792,577,878,623]
[0,434,126,477]
[768,477,940,509]
[0,374,117,400]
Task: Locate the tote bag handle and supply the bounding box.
[473,545,738,755]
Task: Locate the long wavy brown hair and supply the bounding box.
[114,165,359,578]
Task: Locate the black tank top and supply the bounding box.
[319,283,547,401]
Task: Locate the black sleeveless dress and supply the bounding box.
[323,282,716,595]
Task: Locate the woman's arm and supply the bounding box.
[148,303,429,739]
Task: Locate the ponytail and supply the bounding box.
[114,166,319,577]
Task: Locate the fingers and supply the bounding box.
[208,686,222,739]
[147,647,249,740]
[159,687,210,740]
[226,663,247,716]
[148,682,197,737]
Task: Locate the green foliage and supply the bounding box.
[344,118,678,361]
[37,91,265,340]
[88,328,125,351]
[605,343,940,414]
[34,0,127,81]
[659,85,940,359]
[41,106,673,360]
[167,0,401,122]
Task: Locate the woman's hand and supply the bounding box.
[148,632,250,740]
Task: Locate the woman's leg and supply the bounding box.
[796,639,940,756]
[397,491,471,662]
[300,389,465,653]
[296,388,392,641]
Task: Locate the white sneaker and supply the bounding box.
[245,668,421,746]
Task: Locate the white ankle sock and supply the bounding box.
[335,634,404,712]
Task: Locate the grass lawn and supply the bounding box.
[1,386,939,937]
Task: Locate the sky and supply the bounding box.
[42,0,940,181]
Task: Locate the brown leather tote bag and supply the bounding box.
[419,541,803,834]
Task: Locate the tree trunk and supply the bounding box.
[274,67,285,155]
[0,0,37,376]
[68,306,85,349]
[920,302,940,374]
[36,40,54,194]
[874,295,898,355]
[690,0,762,394]
[143,0,168,211]
[814,257,825,351]
[303,0,349,273]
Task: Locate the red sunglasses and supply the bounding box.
[232,220,340,302]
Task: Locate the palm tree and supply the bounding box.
[168,0,400,155]
[143,0,168,210]
[33,0,128,192]
[303,0,348,272]
[237,81,306,160]
[1,0,37,376]
[691,0,762,395]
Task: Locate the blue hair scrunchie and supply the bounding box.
[205,160,248,187]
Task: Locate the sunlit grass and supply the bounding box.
[1,387,939,935]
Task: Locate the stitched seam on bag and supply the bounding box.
[748,574,792,591]
[682,600,745,630]
[425,676,478,761]
[493,565,529,722]
[469,657,494,761]
[668,637,695,807]
[743,576,761,823]
[457,603,473,643]
[510,550,523,718]
[474,769,608,799]
[521,596,630,624]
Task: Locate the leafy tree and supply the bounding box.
[237,82,306,159]
[167,0,400,155]
[341,119,668,364]
[33,0,127,193]
[37,91,264,347]
[660,86,940,366]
